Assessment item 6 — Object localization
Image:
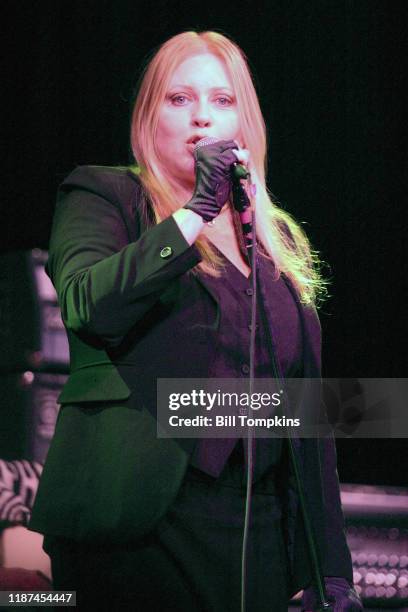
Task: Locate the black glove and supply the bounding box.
[302,577,363,611]
[184,139,238,222]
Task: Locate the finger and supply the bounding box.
[232,148,250,164]
[220,150,241,168]
[218,139,240,152]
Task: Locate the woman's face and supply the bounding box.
[155,53,242,193]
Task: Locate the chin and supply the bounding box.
[180,159,195,182]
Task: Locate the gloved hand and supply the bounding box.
[184,139,238,222]
[302,576,363,611]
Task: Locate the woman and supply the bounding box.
[29,31,362,611]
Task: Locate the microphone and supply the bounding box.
[232,181,254,252]
[193,137,250,180]
[193,137,254,253]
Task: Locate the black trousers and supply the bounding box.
[45,442,289,612]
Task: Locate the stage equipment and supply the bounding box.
[0,372,66,463]
[0,249,69,373]
[343,483,408,609]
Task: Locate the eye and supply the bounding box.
[169,94,189,105]
[216,96,233,106]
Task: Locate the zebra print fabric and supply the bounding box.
[0,460,43,524]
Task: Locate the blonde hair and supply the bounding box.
[130,30,328,306]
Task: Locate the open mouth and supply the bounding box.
[187,136,206,145]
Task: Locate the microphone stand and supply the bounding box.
[232,170,333,612]
[232,170,257,612]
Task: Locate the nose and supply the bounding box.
[191,99,212,128]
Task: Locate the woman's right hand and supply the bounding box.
[183,139,239,223]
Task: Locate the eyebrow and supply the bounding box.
[168,85,234,93]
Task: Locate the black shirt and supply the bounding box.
[190,247,303,480]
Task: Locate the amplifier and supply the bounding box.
[0,372,66,463]
[341,483,408,609]
[0,249,69,373]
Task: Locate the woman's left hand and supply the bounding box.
[302,576,363,611]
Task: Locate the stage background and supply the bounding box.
[1,0,407,486]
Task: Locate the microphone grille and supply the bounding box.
[193,137,220,157]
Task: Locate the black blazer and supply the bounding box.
[29,165,353,596]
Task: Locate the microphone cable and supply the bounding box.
[231,170,258,612]
[232,170,333,612]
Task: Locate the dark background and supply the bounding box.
[2,1,407,485]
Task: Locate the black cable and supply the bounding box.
[240,200,257,612]
[233,173,332,612]
[232,169,332,612]
[256,270,333,612]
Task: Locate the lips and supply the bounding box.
[186,137,205,155]
[186,135,207,145]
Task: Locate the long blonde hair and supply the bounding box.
[130,30,328,306]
